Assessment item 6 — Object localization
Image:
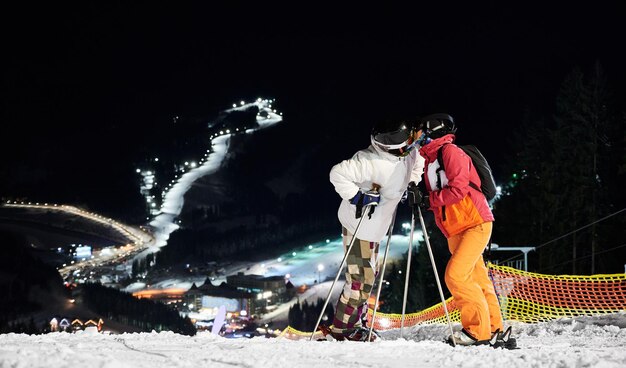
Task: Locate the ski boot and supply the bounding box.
[318,325,379,342]
[446,328,493,347]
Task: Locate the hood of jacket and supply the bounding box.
[418,134,456,162]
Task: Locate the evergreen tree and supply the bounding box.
[287,302,302,330]
[287,298,333,331]
[494,62,624,274]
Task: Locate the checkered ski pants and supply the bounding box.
[331,227,380,334]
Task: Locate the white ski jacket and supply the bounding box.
[329,137,425,242]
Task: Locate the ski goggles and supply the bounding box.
[415,130,431,147]
[373,130,417,157]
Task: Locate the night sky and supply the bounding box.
[2,3,624,217]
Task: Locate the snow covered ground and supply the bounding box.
[2,314,625,368]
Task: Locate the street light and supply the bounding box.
[317,264,324,283]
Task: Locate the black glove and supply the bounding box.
[406,182,429,210]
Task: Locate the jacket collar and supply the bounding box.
[419,134,456,162]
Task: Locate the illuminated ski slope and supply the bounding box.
[148,98,283,248]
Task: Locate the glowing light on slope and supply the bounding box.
[148,99,283,248]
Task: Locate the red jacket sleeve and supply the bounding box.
[429,145,472,207]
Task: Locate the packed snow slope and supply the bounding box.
[1,314,625,368]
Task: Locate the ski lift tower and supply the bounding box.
[490,243,536,271]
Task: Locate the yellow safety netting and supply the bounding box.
[280,263,626,339]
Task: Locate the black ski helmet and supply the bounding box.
[418,113,456,140]
[371,119,416,157]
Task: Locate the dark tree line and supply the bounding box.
[0,230,66,332]
[81,283,196,336]
[287,298,334,332]
[493,62,626,274]
[154,218,337,267]
[0,317,45,334]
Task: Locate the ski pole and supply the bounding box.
[417,206,456,346]
[399,210,416,338]
[367,207,398,342]
[309,198,371,341]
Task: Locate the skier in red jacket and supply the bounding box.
[408,113,513,347]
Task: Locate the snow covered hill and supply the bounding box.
[2,314,625,368]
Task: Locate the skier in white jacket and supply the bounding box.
[320,119,425,341]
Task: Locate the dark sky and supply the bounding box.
[2,3,624,214]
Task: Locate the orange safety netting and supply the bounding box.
[279,263,626,339]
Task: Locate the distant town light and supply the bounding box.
[232,104,237,108]
[308,245,313,250]
[240,101,245,105]
[326,239,330,243]
[155,158,159,162]
[292,252,296,257]
[277,257,282,262]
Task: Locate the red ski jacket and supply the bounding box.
[419,134,494,238]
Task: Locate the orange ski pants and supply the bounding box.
[445,222,503,340]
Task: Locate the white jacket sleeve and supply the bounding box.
[409,153,426,185]
[329,154,374,201]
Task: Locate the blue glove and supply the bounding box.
[350,190,380,207]
[350,190,380,219]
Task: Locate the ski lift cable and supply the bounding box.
[537,242,626,273]
[498,207,626,264]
